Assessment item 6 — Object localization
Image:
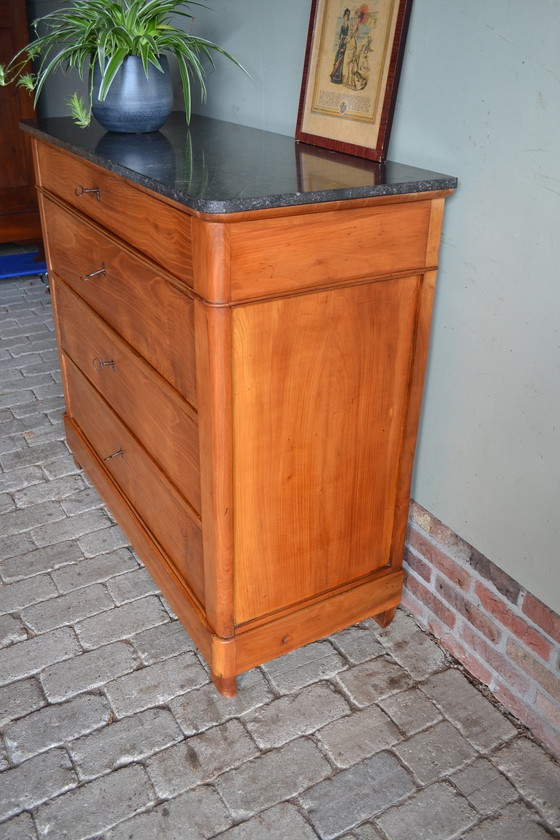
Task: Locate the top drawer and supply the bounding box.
[33,140,194,284]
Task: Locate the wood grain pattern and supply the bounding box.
[228,200,432,300]
[35,142,193,280]
[40,194,197,405]
[54,280,201,512]
[33,136,454,694]
[64,353,205,604]
[232,276,420,624]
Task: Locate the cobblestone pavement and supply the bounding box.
[1,274,559,840]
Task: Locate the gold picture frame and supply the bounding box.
[296,0,413,161]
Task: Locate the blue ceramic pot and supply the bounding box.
[91,55,173,134]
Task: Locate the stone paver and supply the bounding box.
[1,274,560,840]
[300,751,415,839]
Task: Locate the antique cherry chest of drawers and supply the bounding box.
[23,114,456,695]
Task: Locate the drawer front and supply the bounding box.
[34,140,193,282]
[65,355,205,606]
[40,194,197,406]
[228,200,432,300]
[55,280,201,512]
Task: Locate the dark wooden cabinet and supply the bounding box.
[0,1,42,244]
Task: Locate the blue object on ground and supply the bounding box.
[0,250,48,279]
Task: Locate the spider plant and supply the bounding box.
[0,0,244,127]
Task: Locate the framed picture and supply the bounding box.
[296,0,413,162]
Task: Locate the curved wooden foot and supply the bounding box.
[211,672,237,697]
[373,606,397,628]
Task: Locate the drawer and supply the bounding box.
[65,355,205,606]
[40,194,197,406]
[34,140,193,282]
[55,279,201,512]
[228,200,432,300]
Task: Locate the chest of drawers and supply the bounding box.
[26,115,456,695]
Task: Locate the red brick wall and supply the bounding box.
[402,502,560,757]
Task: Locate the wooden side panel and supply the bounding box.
[64,356,205,605]
[34,142,193,281]
[232,275,420,624]
[55,280,201,512]
[228,201,432,300]
[39,194,197,405]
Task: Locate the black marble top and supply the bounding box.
[22,112,457,215]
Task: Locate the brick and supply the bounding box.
[403,545,432,582]
[467,547,521,604]
[1,541,83,583]
[215,737,331,821]
[0,533,37,567]
[261,641,346,693]
[0,574,57,616]
[0,811,37,840]
[0,748,77,822]
[75,595,169,649]
[77,523,130,556]
[475,582,552,659]
[336,656,412,708]
[13,474,84,509]
[506,637,560,699]
[211,803,317,840]
[1,500,66,537]
[378,687,442,736]
[492,682,560,757]
[106,567,160,604]
[70,707,183,780]
[60,487,104,516]
[493,737,560,826]
[317,702,400,768]
[32,508,111,548]
[35,764,155,840]
[451,757,517,815]
[330,623,384,664]
[0,614,28,647]
[394,721,476,783]
[246,682,349,750]
[399,586,428,626]
[40,641,139,702]
[133,618,196,666]
[0,628,81,687]
[21,583,114,633]
[461,625,532,696]
[374,609,448,680]
[535,691,560,729]
[106,786,232,840]
[147,719,259,797]
[523,592,560,644]
[170,668,273,735]
[409,502,458,546]
[105,651,207,716]
[408,526,471,590]
[376,781,477,840]
[5,693,111,764]
[421,669,517,750]
[0,678,46,728]
[403,573,456,628]
[0,440,68,470]
[300,751,415,839]
[0,464,43,494]
[436,575,501,642]
[462,801,556,840]
[52,547,138,593]
[426,617,495,687]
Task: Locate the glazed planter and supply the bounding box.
[92,55,173,134]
